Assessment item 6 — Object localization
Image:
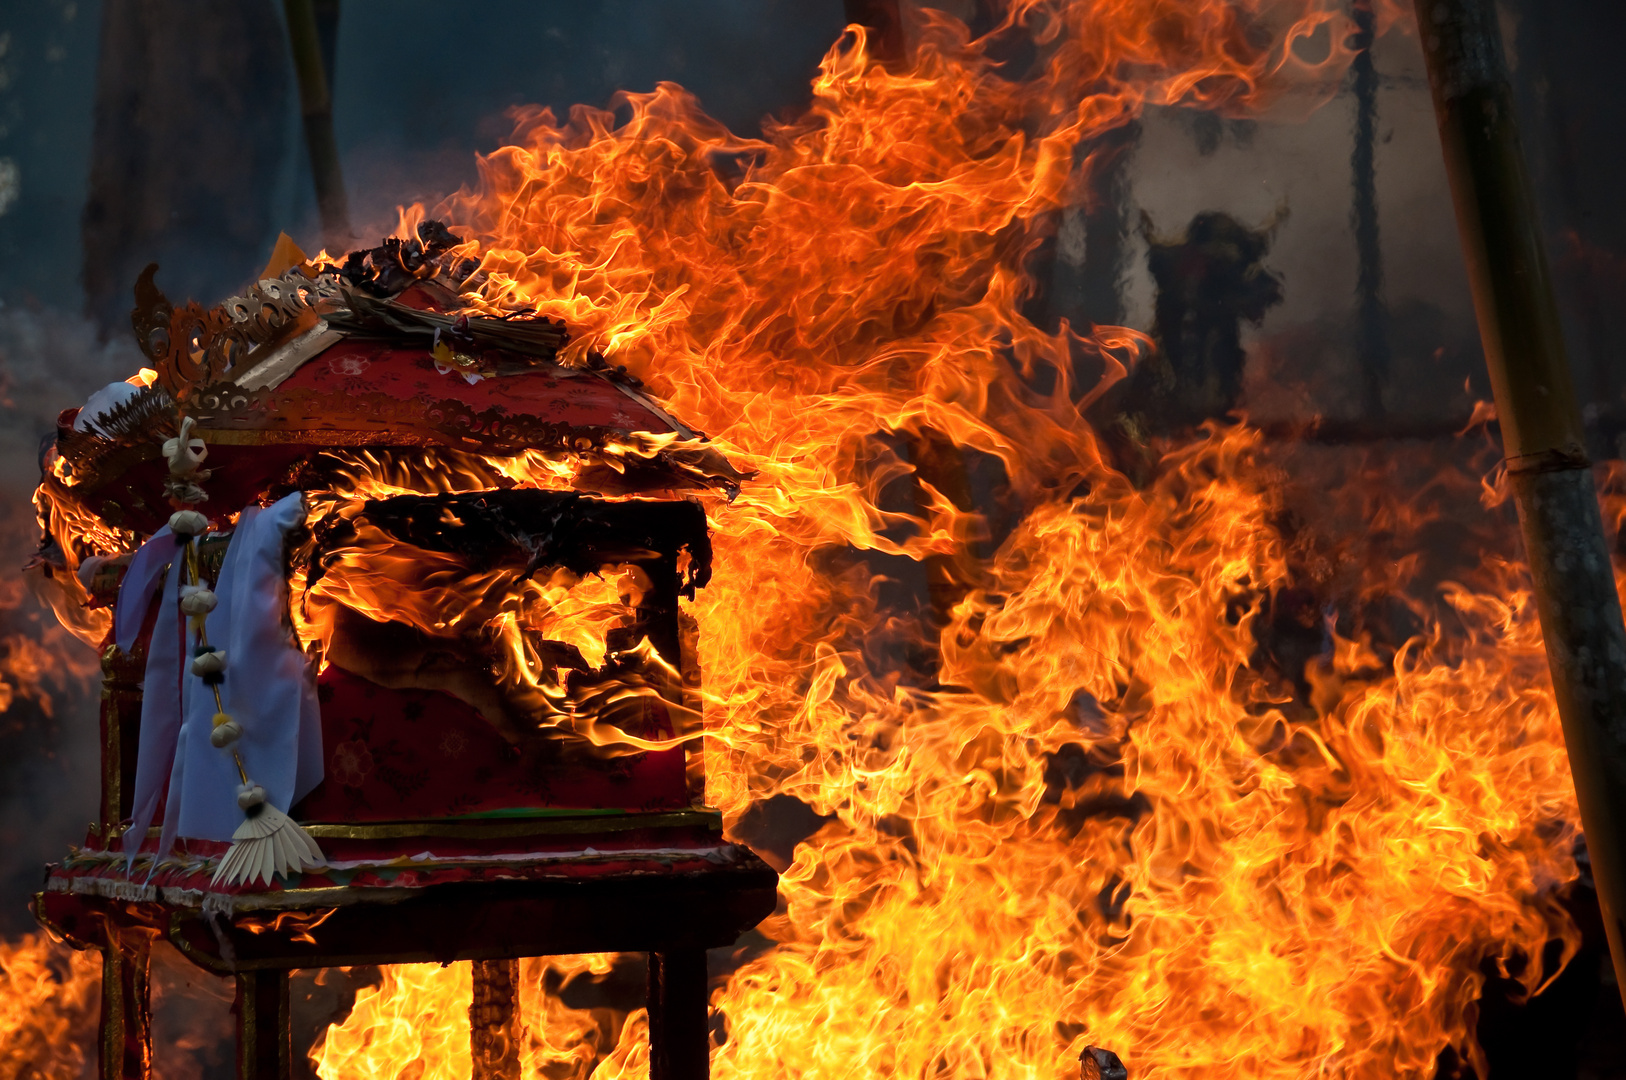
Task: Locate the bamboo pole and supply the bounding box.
[1413,0,1626,1004]
[284,0,350,252]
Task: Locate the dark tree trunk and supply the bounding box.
[82,1,289,335]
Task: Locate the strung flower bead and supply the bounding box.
[179,585,217,615]
[236,783,267,810]
[162,416,208,477]
[210,713,243,748]
[190,649,227,677]
[168,509,208,537]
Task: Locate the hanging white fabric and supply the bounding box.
[172,492,324,843]
[117,524,185,871]
[116,492,324,868]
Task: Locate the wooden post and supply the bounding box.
[234,970,292,1080]
[647,950,709,1080]
[99,644,146,840]
[98,929,153,1080]
[469,959,522,1080]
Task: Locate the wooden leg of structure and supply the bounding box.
[98,929,153,1080]
[234,969,291,1080]
[470,958,522,1080]
[648,950,709,1080]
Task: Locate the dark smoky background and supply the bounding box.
[0,1,1623,1078]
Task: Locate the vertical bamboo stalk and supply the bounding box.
[283,0,350,252]
[1412,0,1626,1004]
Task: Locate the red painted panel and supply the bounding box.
[290,664,690,823]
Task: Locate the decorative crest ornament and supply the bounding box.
[130,263,346,402]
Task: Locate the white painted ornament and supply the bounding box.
[74,381,143,437]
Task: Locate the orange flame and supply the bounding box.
[313,956,646,1080]
[290,487,681,750]
[0,934,100,1080]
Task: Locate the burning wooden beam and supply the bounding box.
[470,959,522,1080]
[97,929,153,1080]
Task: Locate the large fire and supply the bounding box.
[3,0,1604,1078]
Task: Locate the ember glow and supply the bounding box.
[8,0,1602,1078]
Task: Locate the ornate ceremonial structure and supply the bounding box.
[30,226,775,1080]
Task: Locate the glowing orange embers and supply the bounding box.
[21,0,1598,1078]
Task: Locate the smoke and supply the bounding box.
[1117,27,1485,431]
[0,300,136,936]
